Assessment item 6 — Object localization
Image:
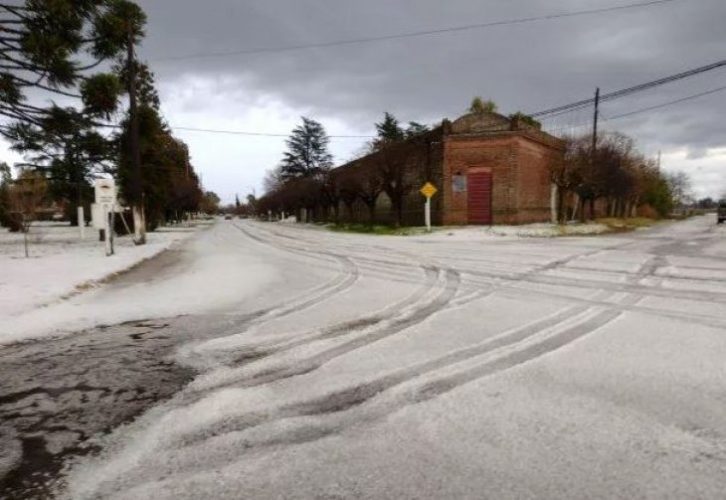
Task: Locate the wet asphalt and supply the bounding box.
[0,318,198,499]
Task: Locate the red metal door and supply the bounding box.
[467,170,492,225]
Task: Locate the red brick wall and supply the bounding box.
[514,136,559,224]
[442,133,563,225]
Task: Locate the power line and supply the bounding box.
[166,63,725,139]
[152,0,677,62]
[171,126,373,139]
[97,122,373,140]
[531,59,726,118]
[608,84,726,120]
[150,79,726,140]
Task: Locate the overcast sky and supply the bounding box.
[4,0,726,203]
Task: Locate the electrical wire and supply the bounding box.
[607,85,726,120]
[166,70,726,139]
[531,59,726,117]
[171,126,374,139]
[152,0,677,62]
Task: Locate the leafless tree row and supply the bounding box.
[552,132,682,222]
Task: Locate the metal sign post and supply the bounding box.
[94,179,117,256]
[425,197,431,231]
[419,182,438,233]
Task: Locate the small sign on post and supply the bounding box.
[419,182,438,233]
[94,179,117,256]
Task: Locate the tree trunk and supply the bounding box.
[128,31,145,245]
[132,205,145,244]
[366,202,376,225]
[344,201,354,222]
[23,216,29,258]
[394,198,403,228]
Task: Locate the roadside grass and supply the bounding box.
[323,217,662,238]
[596,217,660,232]
[325,223,426,236]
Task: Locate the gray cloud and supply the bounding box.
[120,0,726,198]
[139,1,724,117]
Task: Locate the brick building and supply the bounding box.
[332,111,564,226]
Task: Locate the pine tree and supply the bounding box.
[116,103,203,229]
[374,112,404,146]
[404,121,430,138]
[0,1,146,137]
[10,109,112,225]
[279,117,333,181]
[2,1,146,228]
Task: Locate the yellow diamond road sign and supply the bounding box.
[420,182,438,199]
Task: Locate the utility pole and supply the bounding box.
[585,87,600,222]
[591,87,600,154]
[127,28,145,245]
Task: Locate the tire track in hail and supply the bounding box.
[161,296,611,457]
[226,265,441,364]
[176,223,363,369]
[158,229,648,459]
[173,253,660,453]
[184,268,461,398]
[227,222,360,323]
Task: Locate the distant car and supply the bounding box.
[718,201,726,224]
[224,214,233,220]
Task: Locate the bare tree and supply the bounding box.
[378,145,416,227]
[262,166,284,195]
[353,167,384,224]
[9,171,48,258]
[556,132,675,222]
[667,171,693,208]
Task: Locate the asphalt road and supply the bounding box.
[2,216,726,499]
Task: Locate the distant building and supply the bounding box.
[332,111,564,226]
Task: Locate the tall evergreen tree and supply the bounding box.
[10,108,113,224]
[404,121,430,138]
[2,1,146,228]
[279,117,333,181]
[0,1,145,136]
[374,112,404,146]
[116,105,203,229]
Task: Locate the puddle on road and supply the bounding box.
[0,320,195,499]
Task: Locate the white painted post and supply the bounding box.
[77,206,85,239]
[104,206,113,256]
[425,197,432,232]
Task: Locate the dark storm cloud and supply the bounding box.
[136,0,725,157]
[140,0,722,131]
